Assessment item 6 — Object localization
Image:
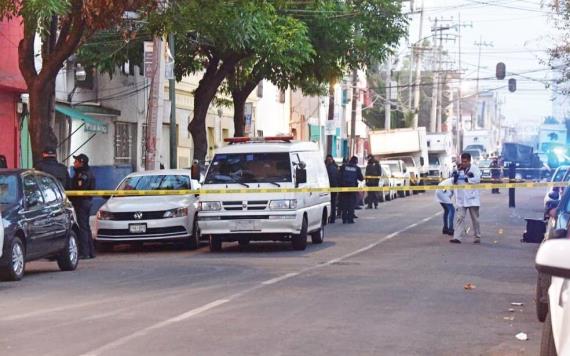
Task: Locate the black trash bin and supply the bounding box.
[522,218,546,243]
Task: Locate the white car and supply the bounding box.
[95,170,201,250]
[198,137,330,252]
[536,239,570,356]
[380,164,397,201]
[382,160,410,198]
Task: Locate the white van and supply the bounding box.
[198,137,331,251]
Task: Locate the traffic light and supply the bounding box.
[508,78,517,92]
[496,62,506,80]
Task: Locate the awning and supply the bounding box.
[55,104,108,134]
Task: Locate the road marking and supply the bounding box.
[80,210,441,356]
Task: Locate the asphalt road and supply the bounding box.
[0,188,546,356]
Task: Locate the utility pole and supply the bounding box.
[412,0,425,129]
[457,12,463,153]
[384,60,392,130]
[326,83,335,156]
[429,18,439,133]
[145,37,165,171]
[474,36,493,129]
[350,69,358,157]
[168,33,177,169]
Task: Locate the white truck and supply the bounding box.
[426,133,454,184]
[462,129,491,154]
[368,127,429,188]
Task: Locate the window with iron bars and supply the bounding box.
[114,121,137,165]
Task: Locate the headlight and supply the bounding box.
[269,199,297,210]
[163,207,189,218]
[199,201,222,211]
[97,210,113,220]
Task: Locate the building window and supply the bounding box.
[114,121,137,165]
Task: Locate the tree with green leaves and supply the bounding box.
[0,0,155,163]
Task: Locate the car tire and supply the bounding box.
[209,235,222,252]
[292,217,308,251]
[540,312,558,356]
[536,272,551,322]
[0,236,25,281]
[185,219,201,250]
[378,190,385,203]
[398,189,406,198]
[386,192,392,201]
[57,231,79,272]
[311,215,325,244]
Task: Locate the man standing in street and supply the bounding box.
[325,155,339,223]
[339,156,364,224]
[450,152,482,244]
[490,157,501,194]
[365,156,381,209]
[35,146,70,189]
[70,154,96,259]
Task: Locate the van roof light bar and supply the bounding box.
[223,136,294,144]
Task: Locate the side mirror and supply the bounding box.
[552,228,568,239]
[296,168,307,186]
[536,239,570,278]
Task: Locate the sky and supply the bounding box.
[404,0,560,126]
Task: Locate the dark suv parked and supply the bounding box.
[0,169,79,281]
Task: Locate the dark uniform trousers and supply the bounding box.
[340,165,360,223]
[73,199,95,258]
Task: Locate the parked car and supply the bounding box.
[94,170,201,250]
[382,159,410,198]
[535,239,570,356]
[0,169,79,281]
[479,159,493,179]
[380,164,398,201]
[464,144,487,154]
[537,187,570,323]
[463,148,483,163]
[544,165,570,207]
[198,137,330,251]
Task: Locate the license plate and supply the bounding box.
[129,224,147,234]
[233,220,256,231]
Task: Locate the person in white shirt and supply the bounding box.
[450,152,482,244]
[435,178,455,236]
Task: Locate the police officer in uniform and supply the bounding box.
[339,156,364,224]
[365,156,382,209]
[35,146,70,189]
[70,154,96,259]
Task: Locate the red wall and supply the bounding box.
[0,18,26,168]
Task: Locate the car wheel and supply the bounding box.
[540,312,558,356]
[386,191,392,201]
[57,231,79,272]
[292,217,308,250]
[185,219,201,250]
[398,189,406,198]
[536,272,551,322]
[209,235,222,252]
[378,190,385,203]
[311,215,326,244]
[0,237,25,281]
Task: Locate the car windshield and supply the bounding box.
[387,163,400,173]
[0,174,18,204]
[479,160,492,168]
[117,175,191,190]
[205,153,292,184]
[428,156,440,165]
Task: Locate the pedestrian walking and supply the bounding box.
[339,156,364,224]
[325,155,339,223]
[69,154,97,259]
[34,146,70,189]
[450,152,482,244]
[365,156,382,209]
[435,178,455,236]
[490,157,501,194]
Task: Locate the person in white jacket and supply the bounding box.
[435,178,455,236]
[450,152,482,244]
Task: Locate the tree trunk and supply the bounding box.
[232,93,246,137]
[188,55,243,161]
[29,85,58,165]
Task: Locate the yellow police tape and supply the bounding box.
[65,181,568,197]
